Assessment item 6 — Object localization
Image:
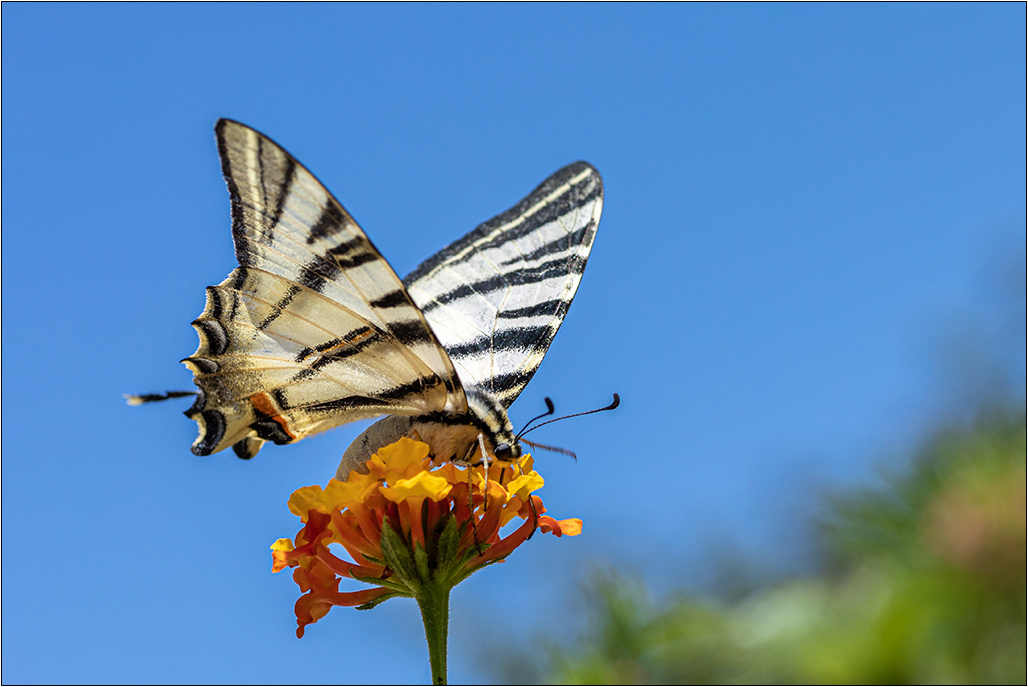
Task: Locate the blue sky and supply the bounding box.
[2,4,1024,684]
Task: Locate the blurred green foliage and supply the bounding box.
[516,408,1026,684]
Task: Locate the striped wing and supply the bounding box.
[404,162,603,408]
[184,119,466,457]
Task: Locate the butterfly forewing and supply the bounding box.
[185,120,466,457]
[179,120,604,464]
[404,162,603,408]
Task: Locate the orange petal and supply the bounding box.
[466,512,536,568]
[401,497,426,549]
[330,511,381,561]
[314,547,383,580]
[293,583,392,637]
[539,516,582,537]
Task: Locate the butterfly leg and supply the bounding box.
[477,433,490,484]
[466,465,486,556]
[526,494,539,540]
[464,433,495,556]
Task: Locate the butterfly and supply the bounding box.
[162,119,607,476]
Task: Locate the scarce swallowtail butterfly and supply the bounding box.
[170,119,606,477]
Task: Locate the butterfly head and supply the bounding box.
[463,392,621,465]
[492,441,522,461]
[462,389,522,464]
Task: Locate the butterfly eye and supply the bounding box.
[494,443,514,461]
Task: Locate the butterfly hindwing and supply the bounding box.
[404,162,603,408]
[184,120,466,457]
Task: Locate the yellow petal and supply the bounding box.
[287,484,329,519]
[506,472,544,499]
[368,437,431,478]
[517,454,535,473]
[287,479,368,519]
[322,478,372,507]
[270,538,295,552]
[381,471,453,503]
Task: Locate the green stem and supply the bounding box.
[416,580,450,685]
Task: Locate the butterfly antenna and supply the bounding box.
[519,393,621,438]
[516,397,555,437]
[124,390,197,406]
[522,439,578,461]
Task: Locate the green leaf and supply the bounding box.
[356,592,400,611]
[379,517,420,592]
[358,553,387,567]
[353,574,415,596]
[436,515,462,565]
[453,556,505,586]
[414,541,431,581]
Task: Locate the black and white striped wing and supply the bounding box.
[403,163,603,409]
[184,120,466,458]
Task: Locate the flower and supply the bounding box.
[271,437,581,639]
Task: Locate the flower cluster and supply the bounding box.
[271,437,581,638]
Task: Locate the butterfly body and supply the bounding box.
[183,120,602,469]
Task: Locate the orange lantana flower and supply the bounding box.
[272,437,581,638]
